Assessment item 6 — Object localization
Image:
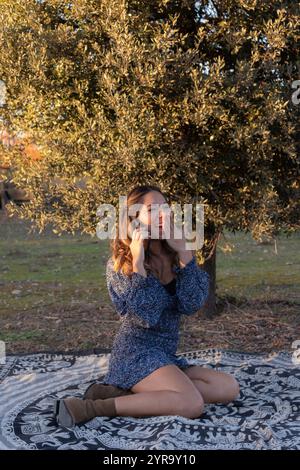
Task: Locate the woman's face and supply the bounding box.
[134,191,172,240]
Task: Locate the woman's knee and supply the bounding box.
[175,391,205,419]
[222,374,240,403]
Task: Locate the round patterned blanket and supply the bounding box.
[0,349,299,450]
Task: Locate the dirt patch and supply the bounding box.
[180,298,299,354]
[1,296,299,355]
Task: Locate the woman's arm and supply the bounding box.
[175,254,210,315]
[106,258,170,328]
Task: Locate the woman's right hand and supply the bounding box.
[130,227,146,267]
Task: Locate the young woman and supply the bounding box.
[54,185,239,428]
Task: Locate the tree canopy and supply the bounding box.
[0,1,299,263]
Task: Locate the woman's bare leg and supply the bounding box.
[115,390,201,418]
[183,366,240,404]
[114,364,205,419]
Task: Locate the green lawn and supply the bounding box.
[1,216,299,315]
[0,216,111,316]
[0,215,299,353]
[216,230,300,303]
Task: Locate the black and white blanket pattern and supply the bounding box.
[0,349,299,450]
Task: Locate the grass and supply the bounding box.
[216,230,300,303]
[0,216,111,316]
[0,214,299,353]
[0,330,44,342]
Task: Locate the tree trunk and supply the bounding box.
[201,245,217,318]
[0,181,7,213]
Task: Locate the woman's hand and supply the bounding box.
[130,227,147,274]
[163,211,187,253]
[163,211,194,266]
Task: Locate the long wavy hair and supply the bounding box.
[109,184,180,279]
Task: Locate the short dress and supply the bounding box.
[102,254,210,390]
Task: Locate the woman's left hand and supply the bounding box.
[163,210,188,253]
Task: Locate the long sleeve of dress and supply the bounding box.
[106,258,170,329]
[174,255,210,316]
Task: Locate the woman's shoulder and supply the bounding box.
[106,256,122,277]
[106,256,118,279]
[106,256,131,283]
[106,256,157,290]
[106,256,126,273]
[106,257,132,295]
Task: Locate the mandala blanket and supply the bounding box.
[0,349,299,450]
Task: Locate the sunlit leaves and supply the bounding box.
[0,0,298,247]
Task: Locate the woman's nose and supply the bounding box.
[158,212,164,224]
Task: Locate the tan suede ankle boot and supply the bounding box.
[83,383,133,400]
[54,396,117,428]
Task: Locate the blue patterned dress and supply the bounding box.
[102,254,210,390]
